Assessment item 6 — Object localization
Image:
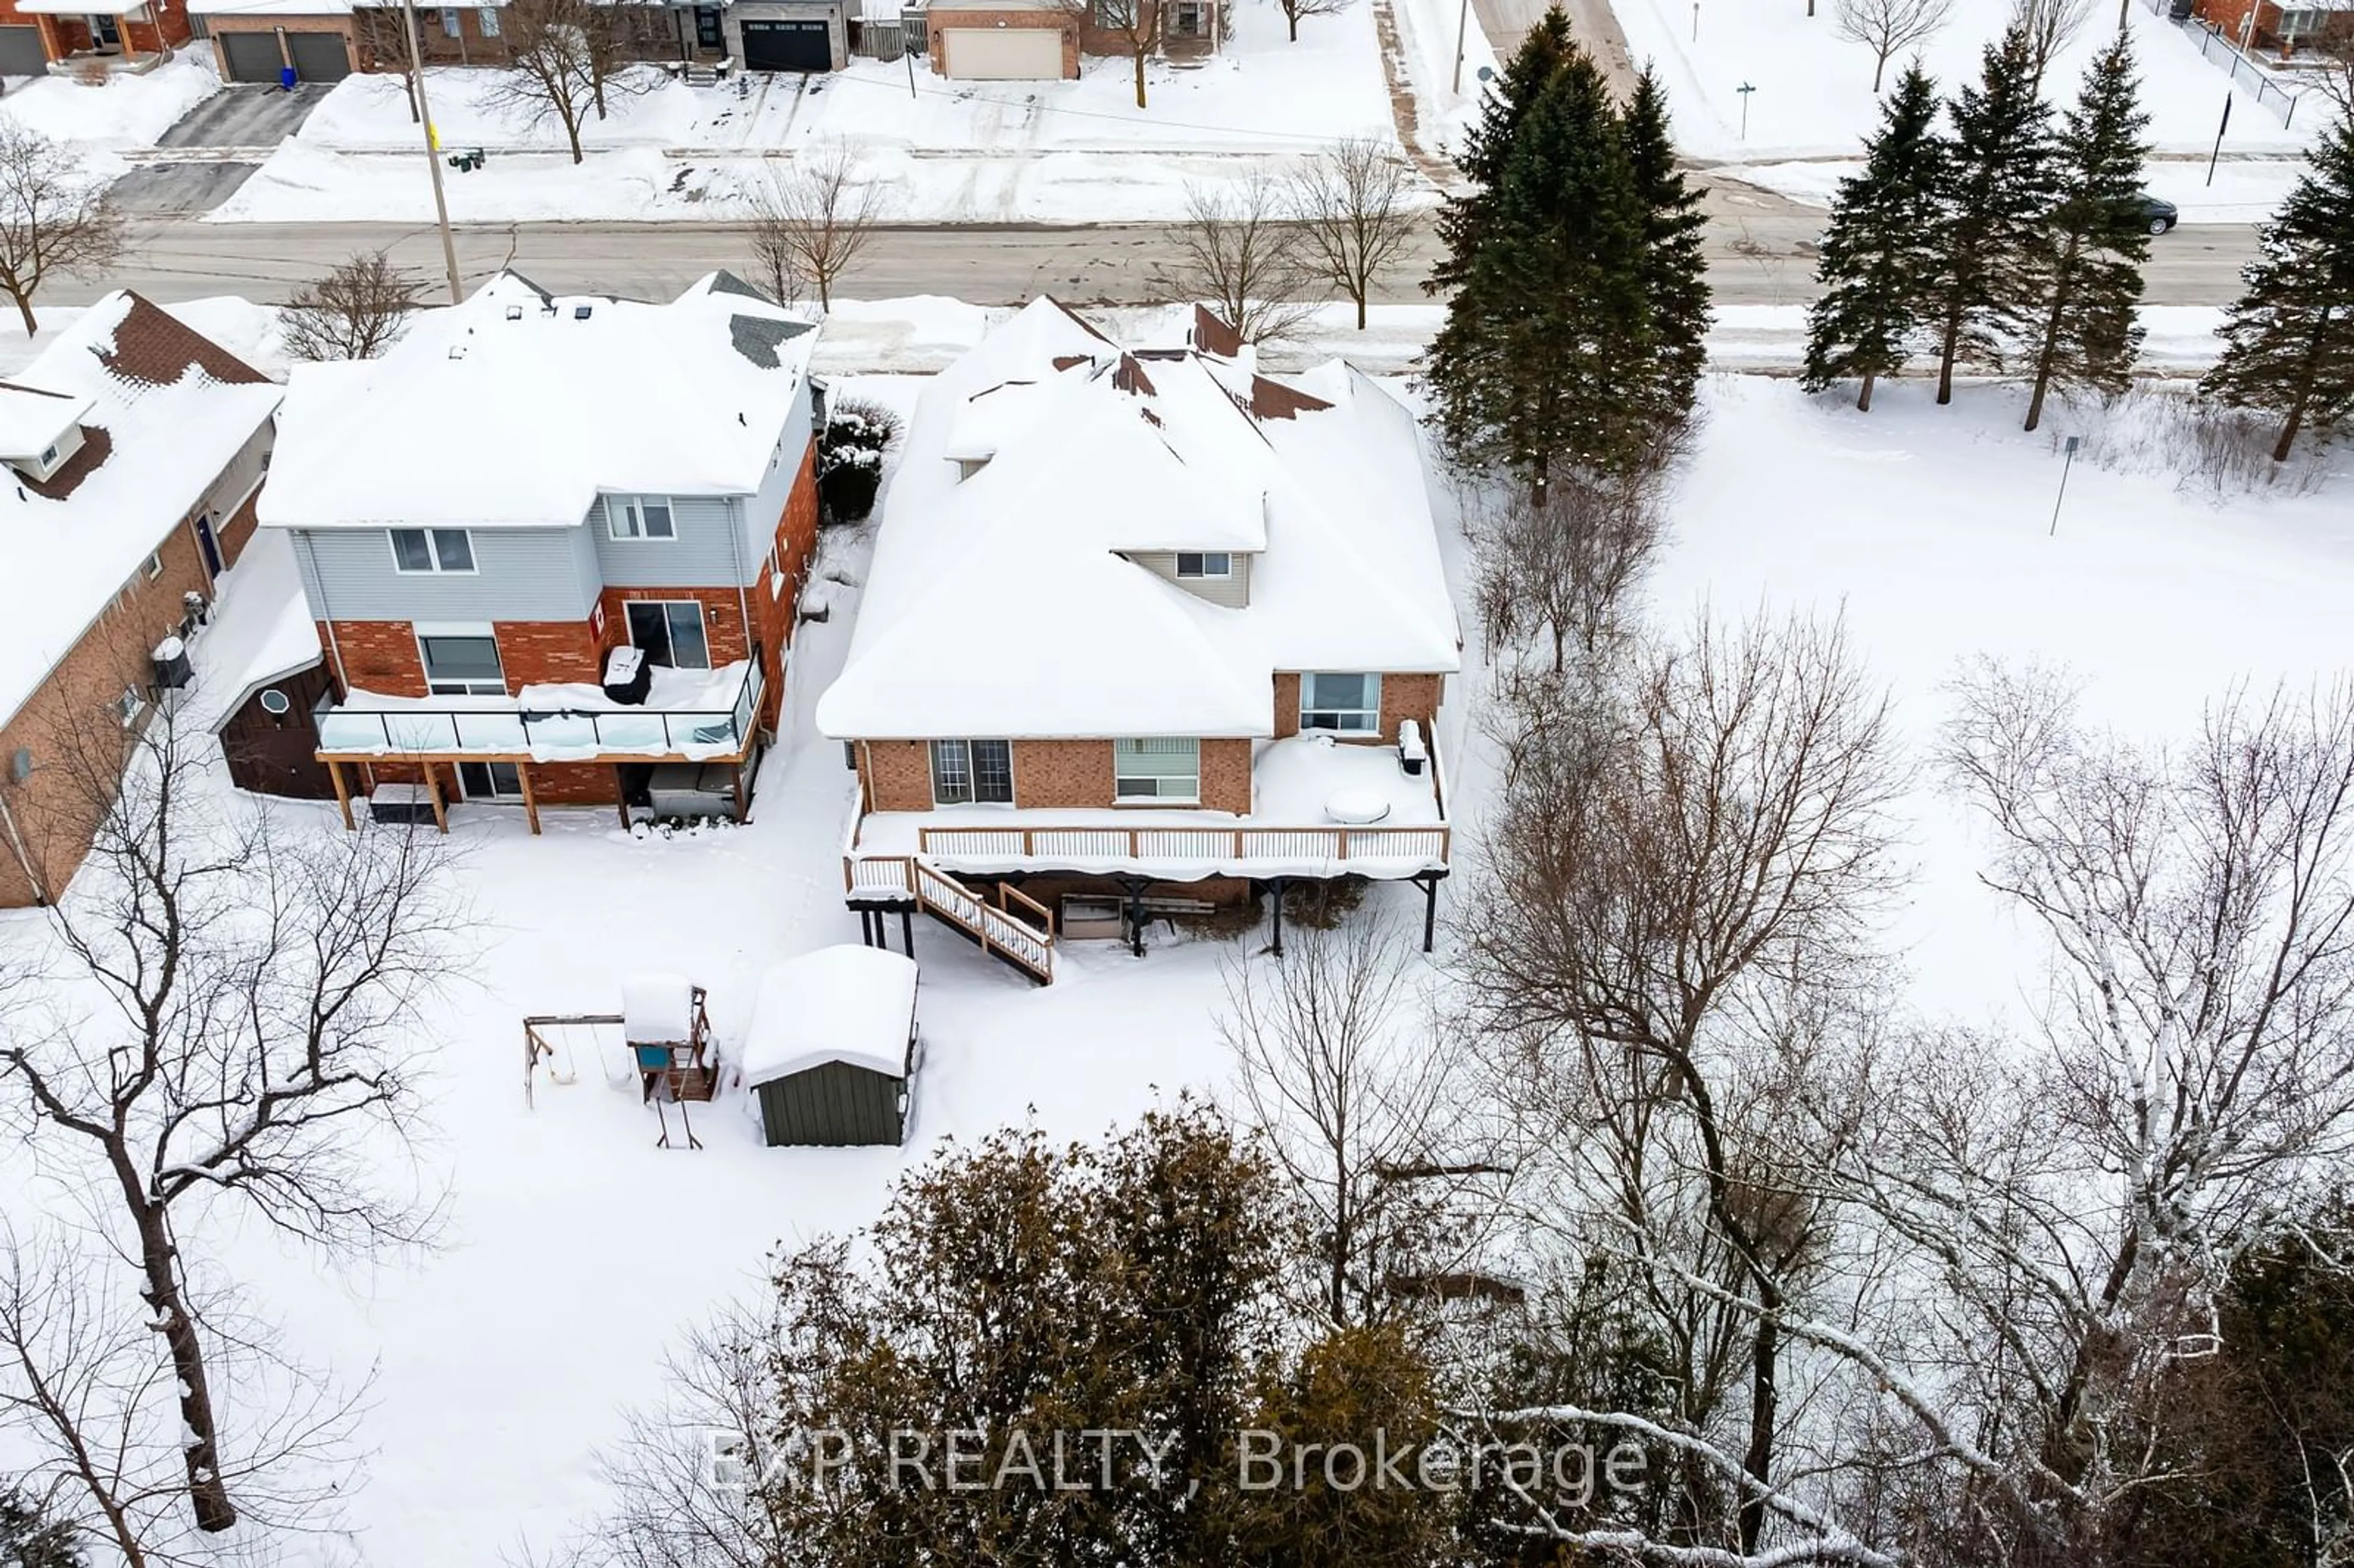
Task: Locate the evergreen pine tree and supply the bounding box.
[1429,7,1577,297]
[1802,63,1946,411]
[1623,66,1712,439]
[0,1488,84,1568]
[2022,33,2152,432]
[1425,20,1651,496]
[2201,101,2354,462]
[1926,25,2060,404]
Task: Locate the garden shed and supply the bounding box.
[741,946,918,1147]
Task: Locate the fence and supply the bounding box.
[2181,17,2313,128]
[855,8,927,59]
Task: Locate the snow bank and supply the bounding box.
[0,51,219,150]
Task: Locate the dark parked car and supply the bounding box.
[2138,194,2179,235]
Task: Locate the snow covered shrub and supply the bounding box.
[818,397,903,523]
[2073,380,2331,500]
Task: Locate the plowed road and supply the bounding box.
[93,195,2259,309]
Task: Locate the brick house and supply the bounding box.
[3,0,190,70]
[927,0,1214,79]
[190,0,358,82]
[0,293,281,907]
[258,270,825,831]
[2195,0,2352,54]
[818,300,1460,981]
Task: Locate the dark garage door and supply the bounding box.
[288,29,351,81]
[219,30,284,83]
[0,24,48,75]
[741,18,830,70]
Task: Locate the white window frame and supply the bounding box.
[1300,672,1382,735]
[1113,737,1200,803]
[144,549,164,581]
[605,495,677,541]
[415,623,506,697]
[625,599,712,671]
[389,527,477,575]
[479,3,501,35]
[116,686,145,728]
[1175,551,1232,580]
[440,7,460,35]
[929,739,1015,807]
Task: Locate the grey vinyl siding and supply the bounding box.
[291,525,600,622]
[591,495,753,588]
[742,406,815,564]
[199,422,273,520]
[1126,550,1251,609]
[755,1062,907,1146]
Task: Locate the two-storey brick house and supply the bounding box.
[259,271,823,829]
[819,300,1460,981]
[0,292,281,906]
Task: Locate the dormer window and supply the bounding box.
[39,444,56,466]
[1176,552,1232,579]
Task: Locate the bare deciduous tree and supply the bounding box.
[2011,0,2093,91]
[1470,469,1665,674]
[749,140,883,312]
[1467,610,1907,1564]
[1222,916,1493,1329]
[0,705,459,1536]
[487,0,653,164]
[279,249,426,362]
[0,124,123,339]
[1275,0,1350,40]
[1833,0,1958,91]
[0,1226,365,1567]
[1287,137,1419,331]
[1160,172,1317,344]
[354,6,424,123]
[1081,0,1162,108]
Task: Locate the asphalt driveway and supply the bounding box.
[156,82,332,149]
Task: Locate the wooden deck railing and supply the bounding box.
[915,822,1451,865]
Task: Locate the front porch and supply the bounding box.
[19,0,179,70]
[314,659,766,834]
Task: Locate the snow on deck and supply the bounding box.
[316,661,760,763]
[848,734,1449,889]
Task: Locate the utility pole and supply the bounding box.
[402,0,464,305]
[1451,0,1468,94]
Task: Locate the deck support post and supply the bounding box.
[614,767,631,831]
[900,906,915,957]
[1269,877,1286,959]
[731,762,749,824]
[1419,873,1439,953]
[1119,875,1152,959]
[327,758,353,831]
[518,763,541,836]
[422,763,448,834]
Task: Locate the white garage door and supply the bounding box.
[941,26,1062,80]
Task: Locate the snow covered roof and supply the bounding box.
[741,946,918,1087]
[816,299,1460,741]
[0,292,281,733]
[185,0,352,13]
[0,384,92,460]
[622,973,697,1045]
[199,530,324,733]
[258,272,817,533]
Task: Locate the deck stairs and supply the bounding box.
[909,859,1056,984]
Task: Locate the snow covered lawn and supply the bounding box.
[1645,372,2354,1017]
[209,0,1414,223]
[1723,153,2311,224]
[1609,0,2317,159]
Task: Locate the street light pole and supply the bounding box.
[2049,435,2080,537]
[401,0,464,305]
[1452,0,1469,94]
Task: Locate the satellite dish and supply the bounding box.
[260,688,292,717]
[9,747,30,783]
